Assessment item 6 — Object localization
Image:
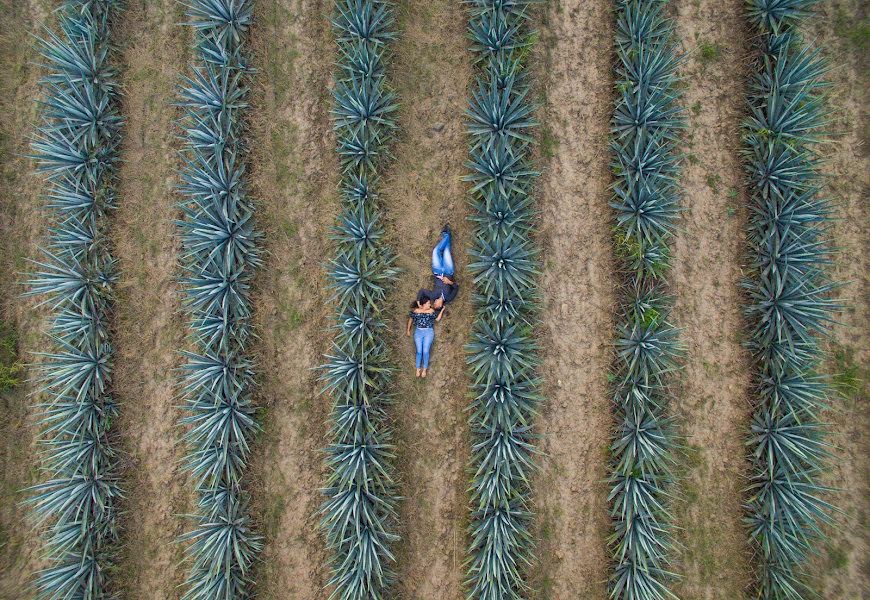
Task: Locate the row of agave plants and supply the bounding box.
[175,1,262,598]
[606,1,684,599]
[743,1,839,598]
[27,1,124,597]
[463,1,542,598]
[319,0,401,598]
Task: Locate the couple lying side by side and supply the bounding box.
[406,225,458,378]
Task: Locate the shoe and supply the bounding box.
[441,223,451,236]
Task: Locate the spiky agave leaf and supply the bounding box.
[175,1,262,597]
[463,3,543,597]
[26,3,124,597]
[606,2,685,598]
[320,2,401,598]
[742,2,839,596]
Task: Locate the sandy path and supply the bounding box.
[670,1,753,597]
[245,1,336,597]
[110,1,190,598]
[531,2,615,597]
[0,1,53,597]
[380,1,472,597]
[805,1,869,597]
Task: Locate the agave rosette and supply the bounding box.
[743,1,839,597]
[26,1,124,597]
[463,1,543,598]
[175,1,262,598]
[607,2,684,599]
[319,1,401,598]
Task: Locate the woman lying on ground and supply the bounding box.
[406,297,442,378]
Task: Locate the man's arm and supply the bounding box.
[443,282,459,304]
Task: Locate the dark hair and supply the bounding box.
[411,298,430,310]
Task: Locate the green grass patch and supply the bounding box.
[539,126,559,159]
[698,41,721,64]
[0,321,23,392]
[834,8,869,53]
[827,543,849,570]
[706,173,721,194]
[832,345,864,402]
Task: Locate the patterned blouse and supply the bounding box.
[409,310,436,329]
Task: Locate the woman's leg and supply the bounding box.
[421,328,434,369]
[414,328,425,369]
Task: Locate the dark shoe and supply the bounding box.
[441,223,451,236]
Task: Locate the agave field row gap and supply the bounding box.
[319,1,402,598]
[606,1,686,598]
[463,1,544,597]
[25,1,125,597]
[377,0,475,596]
[110,0,190,596]
[742,1,841,597]
[174,1,263,597]
[667,0,755,595]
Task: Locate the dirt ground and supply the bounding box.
[805,1,869,598]
[669,1,754,597]
[245,0,336,598]
[110,2,191,597]
[0,1,52,598]
[0,0,866,599]
[380,1,473,597]
[531,1,615,597]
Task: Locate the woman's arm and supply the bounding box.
[406,317,413,336]
[436,307,445,322]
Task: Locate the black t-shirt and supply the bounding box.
[417,277,458,306]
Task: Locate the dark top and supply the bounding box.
[417,277,459,306]
[409,311,436,329]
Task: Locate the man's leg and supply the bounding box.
[432,231,454,276]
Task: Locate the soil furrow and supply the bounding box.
[110,1,190,598]
[532,1,615,597]
[806,1,869,597]
[670,1,753,597]
[382,1,472,597]
[0,1,53,597]
[246,1,335,597]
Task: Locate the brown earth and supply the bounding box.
[245,1,336,598]
[0,1,53,597]
[380,1,473,597]
[531,1,615,598]
[670,1,754,598]
[110,1,190,598]
[805,1,869,598]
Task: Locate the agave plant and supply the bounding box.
[462,2,543,598]
[319,2,401,599]
[742,2,839,598]
[25,1,123,598]
[175,2,262,598]
[607,2,684,599]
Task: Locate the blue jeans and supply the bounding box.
[414,327,434,369]
[432,232,455,277]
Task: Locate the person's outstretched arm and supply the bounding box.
[436,307,445,322]
[406,316,413,336]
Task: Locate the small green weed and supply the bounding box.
[834,8,869,53]
[0,322,23,392]
[706,173,721,194]
[698,41,721,64]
